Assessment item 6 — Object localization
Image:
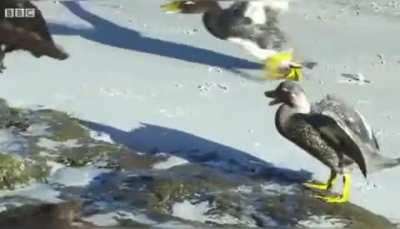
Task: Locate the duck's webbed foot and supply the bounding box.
[314,193,348,203]
[161,1,183,13]
[303,180,331,190]
[264,51,304,81]
[303,171,337,191]
[313,173,351,204]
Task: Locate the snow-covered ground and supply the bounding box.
[1,0,400,224]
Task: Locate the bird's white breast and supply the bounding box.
[244,2,268,24]
[244,1,289,25]
[228,37,277,60]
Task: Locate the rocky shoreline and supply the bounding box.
[0,98,396,228]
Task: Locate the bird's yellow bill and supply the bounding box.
[161,1,183,12]
[264,51,303,81]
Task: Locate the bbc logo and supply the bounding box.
[4,8,36,18]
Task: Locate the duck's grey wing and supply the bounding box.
[315,96,400,172]
[202,2,249,39]
[303,113,367,177]
[314,95,379,150]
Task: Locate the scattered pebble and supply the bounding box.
[217,83,229,91]
[197,82,228,94]
[198,83,213,93]
[184,28,199,36]
[339,73,371,85]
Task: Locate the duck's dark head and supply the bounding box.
[264,81,310,112]
[161,0,220,14]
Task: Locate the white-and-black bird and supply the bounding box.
[265,81,400,203]
[162,0,304,81]
[0,0,69,72]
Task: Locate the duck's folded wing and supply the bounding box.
[314,95,379,150]
[303,113,367,177]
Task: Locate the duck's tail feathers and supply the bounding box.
[367,154,400,173]
[380,157,400,170]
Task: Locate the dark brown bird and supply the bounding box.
[0,0,69,72]
[265,81,400,203]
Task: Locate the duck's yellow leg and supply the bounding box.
[286,65,303,81]
[303,171,337,190]
[314,173,351,203]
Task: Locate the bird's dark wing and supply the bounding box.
[0,1,68,59]
[1,0,53,43]
[0,21,68,60]
[303,113,367,177]
[314,95,379,150]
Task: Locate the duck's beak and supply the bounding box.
[264,90,281,106]
[161,1,183,13]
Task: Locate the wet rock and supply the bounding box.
[0,99,30,131]
[148,165,241,215]
[0,201,93,229]
[0,101,161,192]
[0,153,49,190]
[258,189,395,228]
[36,110,90,142]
